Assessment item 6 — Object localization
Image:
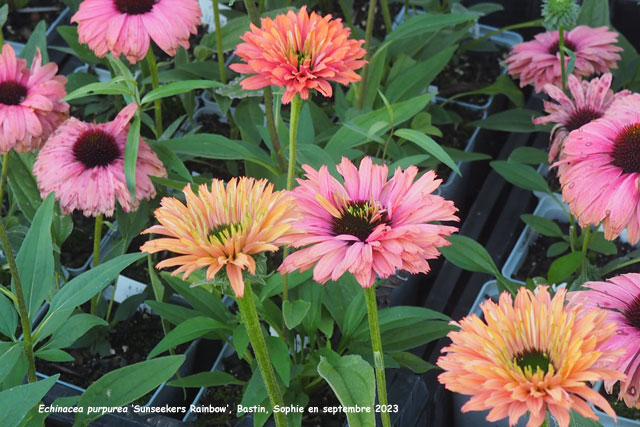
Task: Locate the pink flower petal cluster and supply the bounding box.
[0,44,68,153]
[34,104,166,217]
[230,6,366,104]
[506,26,622,93]
[72,0,202,64]
[279,157,458,288]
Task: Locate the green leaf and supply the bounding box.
[588,232,618,256]
[0,5,7,29]
[35,253,145,343]
[547,242,569,258]
[342,292,367,338]
[35,348,75,362]
[325,94,434,152]
[317,355,375,427]
[13,193,55,321]
[508,147,548,165]
[147,316,227,359]
[386,45,457,103]
[144,300,201,326]
[568,409,604,426]
[76,356,185,423]
[19,20,47,66]
[124,114,141,201]
[547,252,584,284]
[0,293,17,340]
[389,352,436,374]
[440,234,501,276]
[167,371,243,388]
[265,336,291,386]
[57,26,100,64]
[491,160,551,193]
[233,324,249,359]
[362,46,388,109]
[6,151,40,222]
[43,314,107,350]
[0,344,22,384]
[577,0,610,27]
[453,74,523,107]
[395,128,461,176]
[282,300,311,330]
[0,375,58,427]
[63,77,133,102]
[521,214,564,238]
[471,109,551,133]
[141,80,222,105]
[162,273,233,324]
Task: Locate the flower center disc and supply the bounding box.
[209,223,241,243]
[611,123,640,174]
[331,201,386,242]
[548,38,577,55]
[114,0,157,15]
[73,130,121,168]
[515,350,553,375]
[565,108,602,132]
[0,81,27,106]
[624,294,640,330]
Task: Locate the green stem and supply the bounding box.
[459,19,543,55]
[559,26,567,92]
[145,48,163,135]
[379,0,392,34]
[287,95,301,191]
[364,286,391,427]
[0,152,9,212]
[581,225,592,254]
[357,0,378,110]
[212,0,226,84]
[236,284,288,427]
[603,257,640,276]
[0,216,36,382]
[90,214,103,316]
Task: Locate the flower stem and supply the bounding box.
[357,0,378,110]
[212,0,226,84]
[90,214,103,316]
[242,0,287,173]
[0,152,10,212]
[287,95,301,191]
[145,48,163,135]
[379,0,392,34]
[0,216,36,382]
[236,284,288,427]
[459,18,543,55]
[559,26,567,92]
[364,286,391,427]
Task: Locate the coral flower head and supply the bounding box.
[0,44,68,153]
[279,157,458,288]
[33,103,166,217]
[533,73,629,164]
[71,0,202,64]
[557,113,640,243]
[438,286,624,427]
[229,6,366,104]
[570,273,640,409]
[506,26,622,92]
[141,177,298,298]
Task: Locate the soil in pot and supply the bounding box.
[35,307,188,390]
[60,212,107,269]
[195,112,231,137]
[4,0,66,44]
[513,223,640,281]
[434,47,509,105]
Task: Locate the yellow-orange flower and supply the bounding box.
[437,286,624,427]
[141,177,297,297]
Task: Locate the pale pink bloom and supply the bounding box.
[230,6,366,104]
[556,114,640,243]
[569,273,640,408]
[33,104,167,217]
[506,26,622,93]
[279,157,459,288]
[71,0,202,64]
[533,73,629,164]
[0,44,68,153]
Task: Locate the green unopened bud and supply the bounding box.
[542,0,580,30]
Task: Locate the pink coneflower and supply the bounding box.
[229,6,366,104]
[279,157,458,288]
[0,44,68,153]
[605,93,640,122]
[533,73,629,164]
[33,103,166,217]
[570,273,640,409]
[438,286,624,427]
[557,113,640,243]
[506,26,622,92]
[71,0,202,64]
